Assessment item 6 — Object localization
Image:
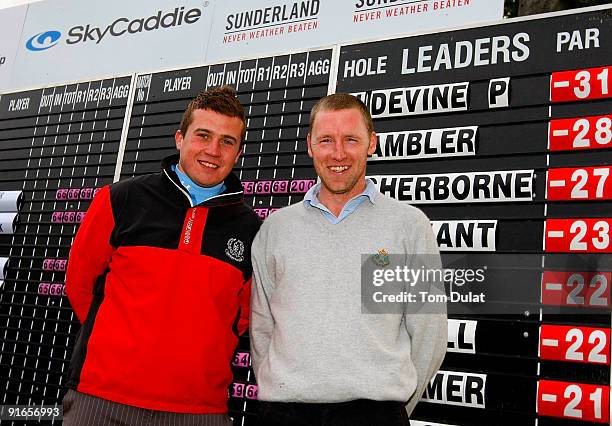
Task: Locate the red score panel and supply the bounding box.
[539,324,610,365]
[551,66,611,103]
[231,382,258,400]
[38,283,66,297]
[537,380,609,423]
[56,187,99,200]
[242,179,315,195]
[549,114,612,151]
[544,218,611,253]
[232,351,251,368]
[42,258,67,272]
[547,166,612,201]
[253,208,279,221]
[541,271,611,308]
[51,211,86,224]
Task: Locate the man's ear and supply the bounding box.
[175,130,183,150]
[307,133,313,158]
[233,145,243,164]
[367,131,377,156]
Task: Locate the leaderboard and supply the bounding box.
[0,6,610,426]
[336,7,611,426]
[0,77,132,415]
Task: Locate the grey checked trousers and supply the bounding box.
[62,390,233,426]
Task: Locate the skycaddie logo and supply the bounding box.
[26,5,202,52]
[26,31,62,51]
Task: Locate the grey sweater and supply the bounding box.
[250,192,447,415]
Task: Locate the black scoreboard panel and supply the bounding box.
[121,49,333,425]
[337,7,612,426]
[0,77,132,421]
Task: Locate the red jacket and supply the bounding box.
[65,155,261,413]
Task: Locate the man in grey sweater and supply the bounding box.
[250,93,447,425]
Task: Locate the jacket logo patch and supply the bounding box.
[225,238,245,262]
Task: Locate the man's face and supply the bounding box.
[175,108,243,187]
[307,108,376,199]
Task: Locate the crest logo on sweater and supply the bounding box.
[225,238,245,262]
[372,248,390,267]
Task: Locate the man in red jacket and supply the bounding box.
[63,86,261,426]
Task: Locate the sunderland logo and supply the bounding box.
[225,238,245,262]
[223,0,320,43]
[26,31,62,51]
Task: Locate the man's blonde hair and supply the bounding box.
[309,93,374,134]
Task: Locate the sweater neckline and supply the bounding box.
[303,198,374,230]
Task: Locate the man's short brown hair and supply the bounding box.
[309,93,374,135]
[179,85,246,143]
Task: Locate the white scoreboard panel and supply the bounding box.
[336,7,612,426]
[0,77,133,420]
[0,6,610,426]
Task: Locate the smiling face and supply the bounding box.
[175,108,243,187]
[307,107,376,203]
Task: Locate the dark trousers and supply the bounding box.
[258,399,410,426]
[62,390,233,426]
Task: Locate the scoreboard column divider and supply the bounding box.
[113,74,138,183]
[267,56,275,212]
[327,44,342,96]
